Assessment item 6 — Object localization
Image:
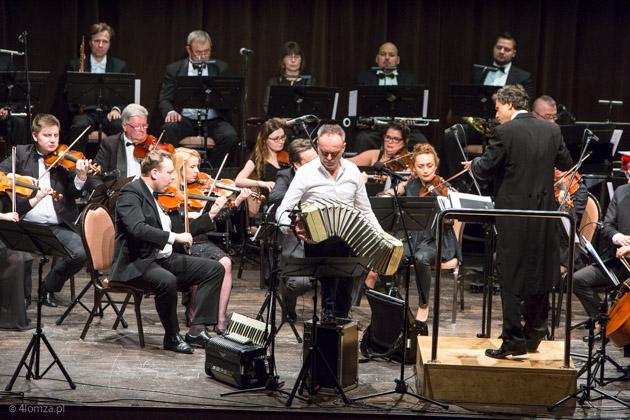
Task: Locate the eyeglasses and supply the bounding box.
[384,135,403,143]
[533,111,558,122]
[284,55,301,61]
[125,123,149,130]
[268,135,287,142]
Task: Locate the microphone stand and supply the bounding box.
[558,129,596,211]
[351,174,448,409]
[18,31,31,130]
[240,50,250,167]
[452,124,482,195]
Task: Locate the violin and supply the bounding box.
[187,172,213,192]
[277,150,290,166]
[382,148,412,172]
[368,172,412,183]
[157,185,232,212]
[188,174,265,202]
[44,145,101,174]
[0,172,62,201]
[133,135,175,160]
[420,175,449,197]
[554,170,581,208]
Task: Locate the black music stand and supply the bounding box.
[357,85,425,118]
[0,221,76,391]
[451,84,500,149]
[0,71,49,114]
[284,257,368,407]
[174,75,243,169]
[267,85,337,119]
[66,72,135,143]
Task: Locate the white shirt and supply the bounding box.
[22,155,85,224]
[90,55,107,74]
[483,61,512,87]
[276,157,382,233]
[145,183,175,259]
[377,69,399,86]
[122,134,142,180]
[179,61,220,121]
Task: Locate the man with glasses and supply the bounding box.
[86,103,149,191]
[276,125,382,324]
[352,42,428,153]
[444,32,534,182]
[67,22,128,155]
[157,30,238,168]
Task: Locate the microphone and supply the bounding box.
[0,48,24,56]
[444,124,459,134]
[285,114,316,127]
[585,129,600,142]
[239,47,253,56]
[473,64,499,72]
[18,31,26,44]
[557,104,576,122]
[373,161,407,182]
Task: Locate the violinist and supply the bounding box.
[113,149,226,353]
[235,119,290,220]
[66,23,128,155]
[0,114,90,308]
[380,143,461,327]
[86,104,149,192]
[171,147,251,333]
[347,121,411,170]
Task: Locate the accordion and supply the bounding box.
[297,198,404,275]
[205,313,270,389]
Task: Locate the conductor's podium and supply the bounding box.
[416,336,577,407]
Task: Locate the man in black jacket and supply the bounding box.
[67,23,128,154]
[112,149,225,353]
[157,30,238,168]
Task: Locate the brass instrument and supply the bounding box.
[342,116,439,128]
[78,36,85,114]
[446,109,498,137]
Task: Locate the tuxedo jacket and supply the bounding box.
[111,178,216,283]
[157,58,230,120]
[0,144,84,229]
[66,55,129,113]
[471,64,534,102]
[354,69,417,86]
[86,133,131,191]
[600,184,630,261]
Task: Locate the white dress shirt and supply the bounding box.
[145,183,175,259]
[90,55,107,73]
[483,61,511,87]
[377,69,399,86]
[122,134,142,180]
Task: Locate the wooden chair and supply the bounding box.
[79,203,149,347]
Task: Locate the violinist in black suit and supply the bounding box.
[464,85,572,359]
[112,149,225,353]
[444,32,534,181]
[352,42,427,153]
[67,23,128,154]
[86,103,149,192]
[157,30,238,168]
[0,114,90,308]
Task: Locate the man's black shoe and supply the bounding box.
[485,346,527,359]
[526,339,543,353]
[42,292,58,307]
[164,334,194,354]
[321,312,336,325]
[582,332,602,342]
[184,330,212,348]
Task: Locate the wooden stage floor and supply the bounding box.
[1,255,630,419]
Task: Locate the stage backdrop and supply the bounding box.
[1,0,628,157]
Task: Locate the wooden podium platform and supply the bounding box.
[416,336,577,406]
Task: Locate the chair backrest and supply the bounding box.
[79,203,115,272]
[579,192,602,243]
[452,219,465,246]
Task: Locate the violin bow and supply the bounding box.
[419,168,469,197]
[382,151,412,167]
[182,159,191,255]
[151,130,166,151]
[37,125,90,182]
[554,151,592,188]
[205,153,229,199]
[11,147,16,214]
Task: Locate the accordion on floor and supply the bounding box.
[297,198,403,275]
[205,313,270,389]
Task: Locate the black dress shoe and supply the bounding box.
[42,292,58,308]
[415,320,429,336]
[321,312,336,325]
[583,332,602,342]
[526,339,542,353]
[184,330,212,348]
[164,334,194,354]
[485,346,527,359]
[214,326,226,336]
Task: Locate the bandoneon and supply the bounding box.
[205,313,270,389]
[297,198,403,275]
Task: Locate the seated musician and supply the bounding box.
[380,143,461,326]
[171,147,251,334]
[67,23,128,154]
[112,149,225,353]
[0,54,30,150]
[352,42,428,153]
[347,120,411,170]
[86,103,150,192]
[269,138,318,320]
[276,124,382,324]
[157,30,238,168]
[0,114,89,308]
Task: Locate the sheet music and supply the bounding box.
[348,90,357,117]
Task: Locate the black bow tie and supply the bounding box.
[378,73,396,79]
[125,142,134,147]
[152,191,159,200]
[497,66,506,73]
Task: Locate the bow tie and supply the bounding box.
[152,191,159,200]
[497,66,506,73]
[378,73,396,79]
[125,142,134,147]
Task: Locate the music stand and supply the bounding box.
[173,75,243,168]
[357,85,425,118]
[267,85,337,119]
[451,84,500,150]
[0,221,76,391]
[284,257,368,407]
[0,71,49,113]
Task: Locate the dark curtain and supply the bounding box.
[1,0,628,156]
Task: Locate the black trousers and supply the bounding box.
[44,225,87,293]
[161,116,238,168]
[500,285,549,351]
[69,110,123,155]
[574,263,628,318]
[126,252,224,337]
